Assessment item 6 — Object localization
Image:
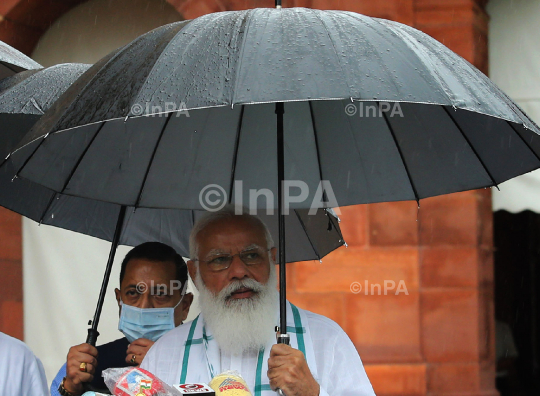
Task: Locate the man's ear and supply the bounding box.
[114,288,121,306]
[270,247,277,264]
[187,260,198,290]
[180,292,194,321]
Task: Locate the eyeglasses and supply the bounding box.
[195,248,272,272]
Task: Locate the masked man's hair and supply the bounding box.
[119,242,188,286]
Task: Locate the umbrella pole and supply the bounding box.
[85,205,127,346]
[276,102,289,345]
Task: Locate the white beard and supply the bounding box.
[194,264,279,355]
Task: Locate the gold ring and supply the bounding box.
[79,362,87,372]
[130,354,136,364]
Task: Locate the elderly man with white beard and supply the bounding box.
[141,208,375,396]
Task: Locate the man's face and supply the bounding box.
[187,216,276,298]
[114,258,192,326]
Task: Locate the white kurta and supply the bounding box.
[141,302,375,396]
[0,332,48,396]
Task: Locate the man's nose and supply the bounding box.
[227,255,250,279]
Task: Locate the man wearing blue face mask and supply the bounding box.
[52,242,194,396]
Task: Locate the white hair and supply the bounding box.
[189,205,274,260]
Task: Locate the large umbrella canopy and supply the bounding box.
[0,40,42,80]
[0,65,343,261]
[9,7,540,342]
[10,8,540,210]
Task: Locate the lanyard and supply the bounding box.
[180,304,306,396]
[202,324,217,378]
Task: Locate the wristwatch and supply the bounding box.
[58,377,77,396]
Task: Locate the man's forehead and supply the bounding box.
[123,259,176,280]
[197,216,267,249]
[200,216,265,236]
[206,243,263,256]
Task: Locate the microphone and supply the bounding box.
[209,372,252,396]
[175,383,215,395]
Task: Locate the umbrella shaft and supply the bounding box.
[86,205,127,346]
[276,102,288,343]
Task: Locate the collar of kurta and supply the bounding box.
[179,301,318,396]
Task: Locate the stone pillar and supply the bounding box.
[418,191,496,396]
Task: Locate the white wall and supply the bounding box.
[24,0,196,387]
[488,0,540,212]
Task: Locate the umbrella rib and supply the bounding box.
[134,112,174,208]
[228,105,245,203]
[326,209,346,245]
[293,209,321,260]
[60,121,106,194]
[442,106,499,188]
[375,18,455,104]
[15,129,57,179]
[506,121,540,164]
[231,11,254,106]
[308,101,325,184]
[1,62,19,74]
[0,156,8,169]
[381,107,420,204]
[311,10,352,97]
[129,21,192,115]
[38,192,59,224]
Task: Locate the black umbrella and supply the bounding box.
[10,6,540,343]
[0,40,42,80]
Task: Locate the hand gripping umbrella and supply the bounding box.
[0,59,345,346]
[10,6,540,345]
[0,40,42,80]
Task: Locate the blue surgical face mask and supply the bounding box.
[118,283,187,343]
